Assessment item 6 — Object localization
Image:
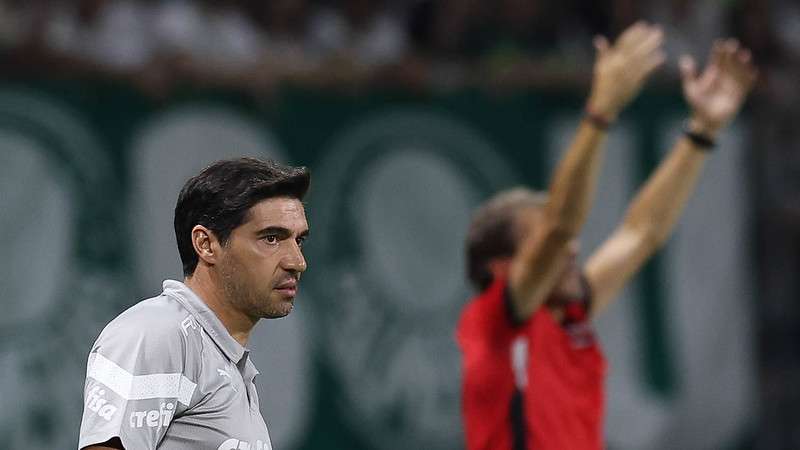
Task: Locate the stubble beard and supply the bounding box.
[219,257,289,320]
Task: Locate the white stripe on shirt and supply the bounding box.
[88,353,196,406]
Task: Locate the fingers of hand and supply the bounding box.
[699,64,721,93]
[616,22,662,58]
[616,21,648,50]
[715,39,758,90]
[603,23,663,84]
[732,46,759,88]
[629,29,664,75]
[641,49,666,77]
[721,39,739,73]
[679,55,698,82]
[738,48,752,65]
[711,39,726,69]
[594,35,610,56]
[630,26,664,58]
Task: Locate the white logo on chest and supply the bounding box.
[181,315,199,337]
[218,368,239,392]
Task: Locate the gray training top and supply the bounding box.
[78,280,272,450]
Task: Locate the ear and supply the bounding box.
[191,225,220,267]
[487,258,512,282]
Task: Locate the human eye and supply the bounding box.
[296,236,306,248]
[264,234,278,244]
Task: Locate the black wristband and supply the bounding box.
[683,129,716,150]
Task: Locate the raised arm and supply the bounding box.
[585,39,758,317]
[508,22,665,320]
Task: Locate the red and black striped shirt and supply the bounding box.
[457,278,606,450]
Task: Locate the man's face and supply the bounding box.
[217,196,309,320]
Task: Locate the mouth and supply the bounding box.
[274,280,298,298]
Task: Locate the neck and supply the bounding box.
[184,268,256,347]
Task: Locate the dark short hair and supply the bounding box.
[466,188,547,292]
[174,157,310,277]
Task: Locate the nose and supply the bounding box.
[568,239,580,258]
[281,242,307,274]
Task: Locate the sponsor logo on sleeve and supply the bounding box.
[85,386,118,421]
[129,402,175,428]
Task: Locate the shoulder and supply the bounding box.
[104,294,191,340]
[462,279,508,319]
[91,294,203,373]
[458,279,513,339]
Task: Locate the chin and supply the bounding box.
[260,302,294,319]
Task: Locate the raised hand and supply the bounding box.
[587,22,666,122]
[680,39,758,137]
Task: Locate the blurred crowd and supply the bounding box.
[2,0,800,448]
[0,0,796,96]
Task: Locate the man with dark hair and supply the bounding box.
[79,157,310,450]
[457,23,757,450]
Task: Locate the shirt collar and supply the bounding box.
[162,279,249,366]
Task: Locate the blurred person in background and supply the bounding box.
[150,0,265,90]
[406,0,484,89]
[0,0,38,59]
[79,158,310,450]
[477,0,568,88]
[243,0,323,92]
[10,0,155,79]
[457,22,757,450]
[42,0,151,72]
[305,0,409,87]
[733,0,800,447]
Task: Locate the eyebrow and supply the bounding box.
[256,226,310,239]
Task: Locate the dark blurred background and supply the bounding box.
[0,0,798,449]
